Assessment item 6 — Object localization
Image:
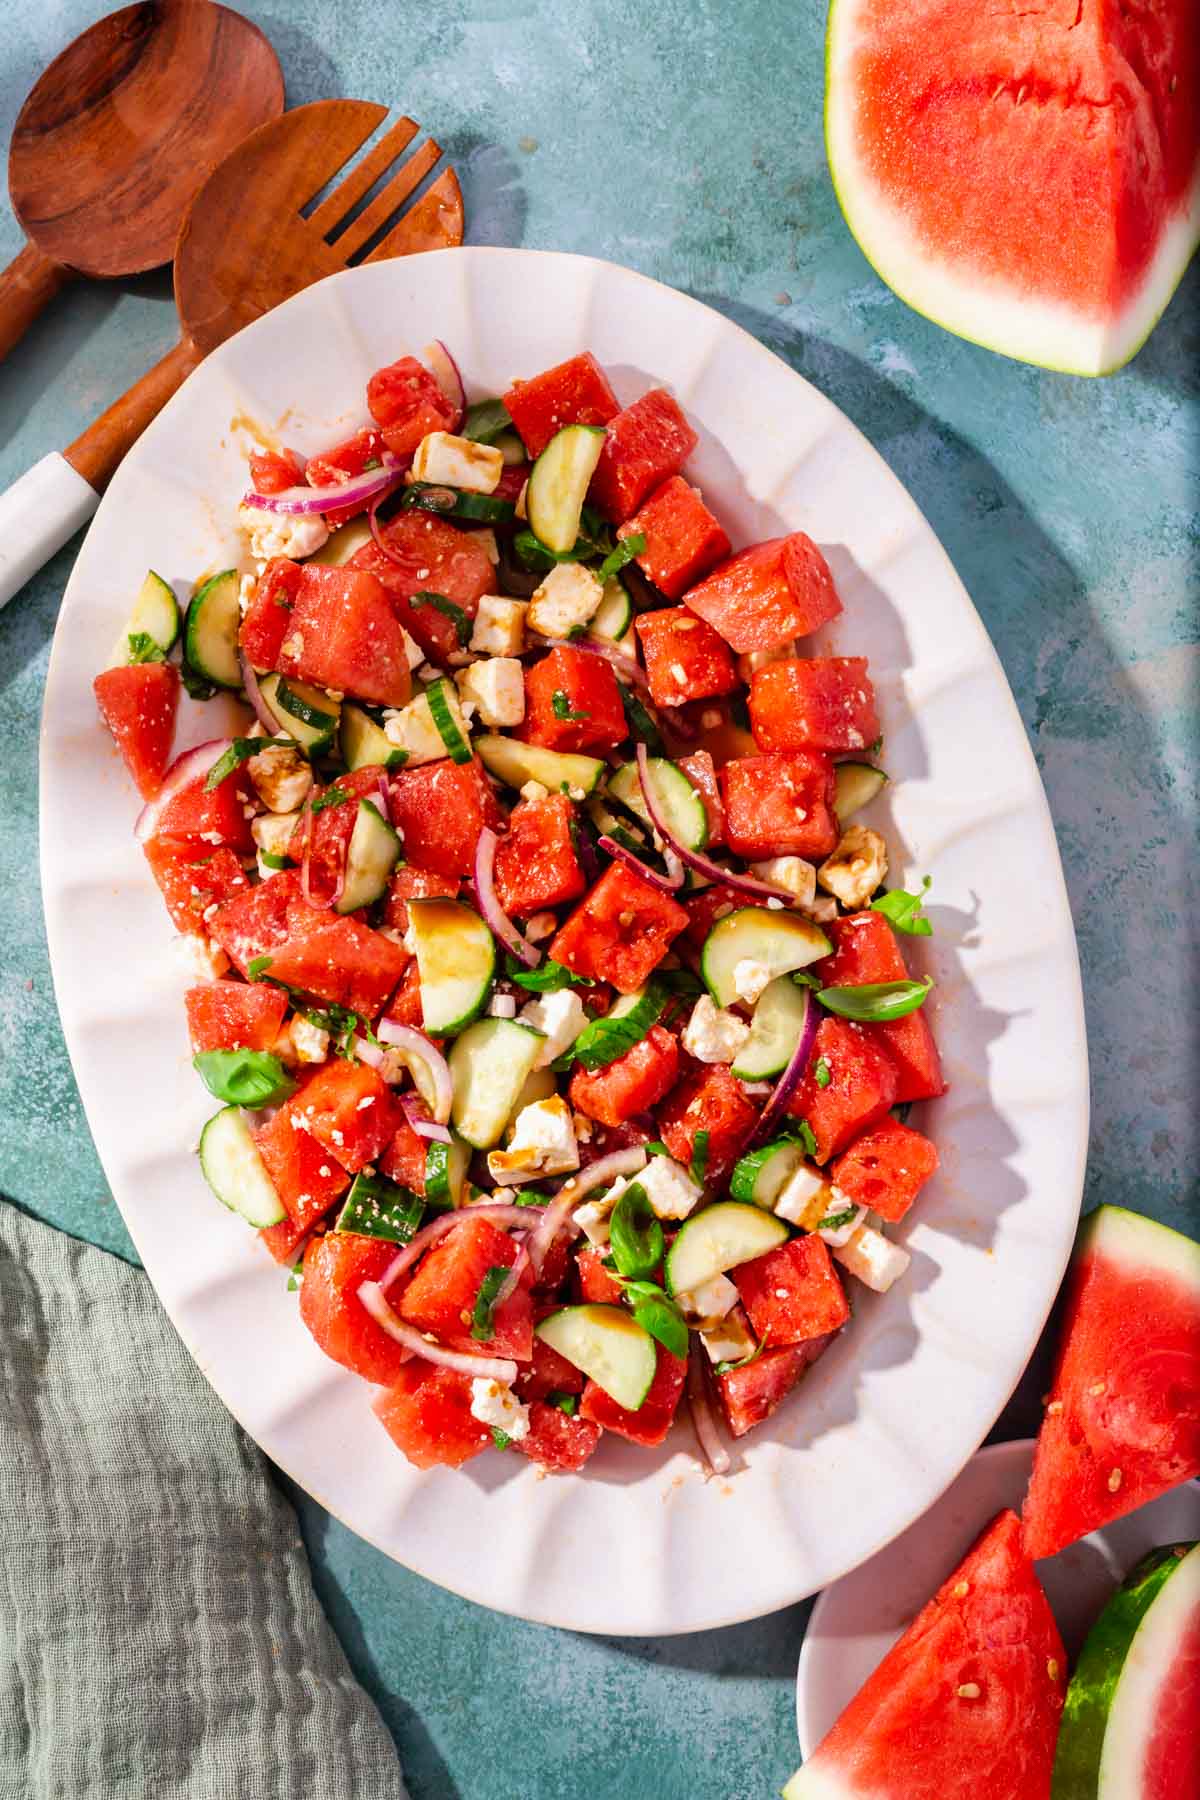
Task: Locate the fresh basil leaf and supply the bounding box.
[597,533,645,582]
[412,590,471,647]
[791,970,821,990]
[180,659,217,702]
[715,1334,768,1377]
[689,1129,710,1188]
[815,1207,857,1232]
[463,398,512,444]
[513,528,605,570]
[643,1141,670,1157]
[545,1390,578,1416]
[310,783,354,814]
[204,737,260,792]
[259,850,289,871]
[471,1265,513,1341]
[491,1426,513,1451]
[286,1257,304,1294]
[193,1049,295,1109]
[609,1182,664,1280]
[126,630,167,665]
[871,876,933,938]
[506,956,593,993]
[617,682,665,754]
[246,955,273,982]
[814,1057,832,1089]
[657,968,704,997]
[548,1049,577,1074]
[512,1187,552,1208]
[786,1118,819,1159]
[817,977,934,1023]
[551,688,590,723]
[631,1292,688,1360]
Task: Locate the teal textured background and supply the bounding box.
[1,3,1196,1794]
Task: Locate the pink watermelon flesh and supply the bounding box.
[1142,1590,1200,1797]
[784,1509,1066,1800]
[1023,1205,1200,1560]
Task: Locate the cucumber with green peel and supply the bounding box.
[423,1134,472,1210]
[259,674,340,753]
[586,794,648,851]
[336,1170,425,1243]
[588,577,633,643]
[408,898,496,1035]
[608,756,708,850]
[113,569,180,665]
[571,984,667,1070]
[475,733,605,797]
[340,702,407,771]
[309,517,373,566]
[448,1017,544,1149]
[185,569,242,688]
[401,482,515,525]
[834,761,888,819]
[336,798,401,913]
[535,1304,658,1410]
[198,1106,286,1227]
[665,1201,790,1296]
[732,975,814,1080]
[424,676,473,764]
[526,424,607,554]
[702,907,832,1009]
[729,1138,809,1208]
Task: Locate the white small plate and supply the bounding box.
[796,1437,1200,1755]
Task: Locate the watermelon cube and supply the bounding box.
[273,564,412,709]
[383,864,460,934]
[516,1334,587,1403]
[521,645,627,754]
[378,1114,429,1194]
[733,1234,850,1346]
[569,1023,680,1127]
[677,750,726,847]
[399,1213,532,1359]
[634,606,740,709]
[749,656,879,755]
[831,1116,940,1222]
[549,862,688,993]
[305,426,390,525]
[254,1090,350,1230]
[366,354,458,458]
[787,1017,899,1162]
[185,979,288,1052]
[144,841,250,936]
[302,765,393,908]
[717,1338,834,1438]
[93,662,180,800]
[239,557,304,672]
[820,913,946,1102]
[152,765,256,857]
[373,1360,492,1469]
[518,1403,603,1472]
[292,1061,401,1174]
[719,751,839,861]
[299,1231,411,1386]
[349,512,492,666]
[589,389,698,523]
[389,757,506,879]
[494,794,587,918]
[262,917,408,1018]
[682,882,765,948]
[658,1064,758,1185]
[682,532,842,653]
[248,448,303,494]
[616,477,730,599]
[580,1343,686,1446]
[503,351,620,458]
[574,1245,626,1305]
[385,960,424,1030]
[208,870,319,977]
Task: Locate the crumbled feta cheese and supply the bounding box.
[806,895,839,925]
[247,741,313,814]
[456,657,525,728]
[383,686,470,765]
[731,958,773,1005]
[682,994,751,1065]
[674,1272,739,1327]
[528,562,604,639]
[400,626,425,671]
[175,934,230,980]
[469,1377,530,1441]
[290,1016,331,1065]
[238,571,257,617]
[237,503,329,563]
[818,826,888,911]
[474,528,500,566]
[517,989,586,1068]
[487,1095,579,1182]
[412,431,503,494]
[520,779,550,803]
[637,1154,702,1220]
[773,1161,831,1228]
[701,1305,756,1365]
[817,1195,867,1249]
[470,593,528,657]
[573,1199,613,1247]
[834,1223,911,1292]
[488,993,518,1018]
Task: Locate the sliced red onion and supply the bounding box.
[239,654,278,734]
[475,827,541,968]
[422,340,466,427]
[688,1337,732,1476]
[135,739,232,844]
[598,834,684,892]
[491,1240,529,1310]
[569,639,652,693]
[374,775,391,824]
[358,1282,517,1382]
[378,1202,535,1294]
[635,743,793,901]
[529,1143,651,1275]
[749,988,820,1147]
[352,1034,387,1071]
[401,1092,453,1143]
[243,456,402,516]
[376,1019,453,1123]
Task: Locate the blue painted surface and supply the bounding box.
[0,3,1195,1793]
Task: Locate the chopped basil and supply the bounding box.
[512,1187,552,1208]
[548,1048,576,1074]
[643,1141,670,1157]
[491,1426,513,1451]
[689,1129,710,1188]
[814,1057,832,1089]
[872,876,933,937]
[786,1118,819,1159]
[259,850,289,871]
[304,1001,368,1059]
[126,630,167,664]
[192,1049,295,1109]
[471,1265,513,1341]
[790,969,821,990]
[617,682,665,754]
[608,1182,664,1280]
[412,590,471,647]
[310,784,354,814]
[246,955,273,981]
[180,658,217,702]
[545,1391,578,1416]
[551,689,590,722]
[204,737,260,791]
[286,1257,304,1294]
[817,977,934,1023]
[513,527,606,570]
[716,1334,768,1377]
[817,1207,857,1232]
[629,1290,688,1360]
[506,956,593,992]
[597,533,645,582]
[463,397,513,444]
[657,968,704,997]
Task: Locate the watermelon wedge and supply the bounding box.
[1023,1206,1200,1560]
[783,1509,1066,1800]
[1052,1541,1200,1799]
[825,0,1200,373]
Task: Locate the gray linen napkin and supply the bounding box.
[0,1203,408,1799]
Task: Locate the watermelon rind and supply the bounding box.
[824,0,1200,376]
[1081,1204,1200,1288]
[1051,1541,1200,1798]
[782,1763,851,1800]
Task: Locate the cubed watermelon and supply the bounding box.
[569,1024,680,1127]
[659,1063,758,1185]
[494,794,587,917]
[239,557,304,672]
[518,1403,603,1472]
[749,656,879,755]
[301,765,393,908]
[389,757,506,878]
[305,427,390,524]
[503,351,620,458]
[516,1334,586,1402]
[378,1114,429,1194]
[634,606,740,709]
[580,1343,686,1445]
[550,862,688,993]
[831,1116,939,1223]
[93,662,180,800]
[717,1337,834,1437]
[208,870,321,976]
[271,564,412,709]
[733,1234,850,1346]
[366,354,458,458]
[819,913,946,1102]
[152,764,256,856]
[262,917,408,1018]
[383,863,460,933]
[254,1087,351,1230]
[720,751,839,860]
[589,389,698,523]
[373,1360,492,1469]
[399,1214,532,1359]
[248,448,304,494]
[292,1061,401,1174]
[299,1231,411,1386]
[349,510,493,666]
[184,980,288,1052]
[616,477,730,599]
[574,1245,626,1305]
[144,841,250,936]
[683,533,842,653]
[521,645,627,754]
[681,882,765,948]
[787,1017,899,1162]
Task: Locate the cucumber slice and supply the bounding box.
[114,569,180,665]
[475,733,604,797]
[665,1202,790,1296]
[340,702,407,771]
[402,482,515,524]
[729,1139,808,1208]
[508,1065,557,1122]
[185,569,242,688]
[731,976,813,1080]
[409,898,496,1035]
[702,908,832,1009]
[609,757,708,850]
[448,1017,544,1149]
[336,798,401,913]
[310,517,373,566]
[586,795,647,848]
[198,1106,285,1227]
[535,1304,658,1410]
[589,576,633,643]
[571,984,667,1070]
[526,424,607,555]
[259,674,340,753]
[834,761,888,819]
[424,676,473,765]
[336,1170,425,1243]
[423,1133,472,1210]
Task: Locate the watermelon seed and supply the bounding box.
[1108,1468,1123,1493]
[952,1581,969,1599]
[1046,1399,1063,1414]
[956,1684,981,1700]
[1089,1381,1106,1396]
[1047,1659,1060,1682]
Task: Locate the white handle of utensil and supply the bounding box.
[0,452,99,611]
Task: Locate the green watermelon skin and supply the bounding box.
[1023,1207,1200,1560]
[783,1510,1065,1800]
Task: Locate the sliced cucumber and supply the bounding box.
[185,569,242,689]
[732,976,813,1080]
[409,898,496,1035]
[609,757,708,850]
[424,676,473,765]
[259,674,340,753]
[586,794,648,850]
[665,1201,789,1296]
[448,1017,544,1149]
[834,761,888,819]
[702,908,832,1009]
[337,798,401,913]
[508,1065,557,1122]
[336,1169,425,1242]
[423,1133,472,1210]
[113,569,180,665]
[310,517,373,566]
[402,482,515,524]
[589,576,633,644]
[526,424,607,555]
[198,1105,285,1227]
[535,1304,658,1410]
[475,733,604,797]
[340,702,407,771]
[572,984,667,1070]
[729,1138,808,1209]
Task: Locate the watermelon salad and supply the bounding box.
[93,344,946,1477]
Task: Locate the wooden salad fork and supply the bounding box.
[0,99,463,610]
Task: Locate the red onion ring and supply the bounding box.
[598,834,684,892]
[748,988,820,1147]
[491,1240,529,1310]
[635,743,793,901]
[522,1144,651,1276]
[378,1203,536,1294]
[376,1019,453,1123]
[352,1034,387,1071]
[243,457,402,516]
[400,1092,453,1143]
[422,340,466,428]
[134,739,232,844]
[238,654,280,734]
[358,1282,517,1382]
[374,775,392,824]
[475,828,541,968]
[687,1337,732,1476]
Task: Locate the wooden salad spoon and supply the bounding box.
[2,0,283,362]
[0,98,463,609]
